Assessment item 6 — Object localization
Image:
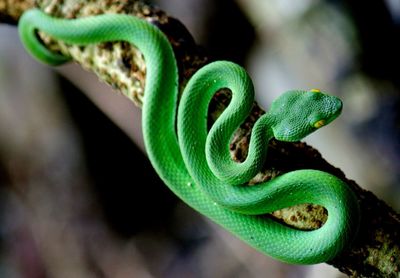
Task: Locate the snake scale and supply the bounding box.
[18,9,360,264]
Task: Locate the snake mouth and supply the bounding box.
[331,97,343,121]
[323,96,343,126]
[335,98,343,114]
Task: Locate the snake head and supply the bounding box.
[270,89,343,142]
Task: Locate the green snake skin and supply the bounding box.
[18,9,360,264]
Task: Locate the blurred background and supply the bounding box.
[0,0,399,277]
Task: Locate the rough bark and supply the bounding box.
[1,1,399,277]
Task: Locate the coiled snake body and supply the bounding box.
[18,9,360,264]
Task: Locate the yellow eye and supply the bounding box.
[313,119,326,128]
[310,88,321,93]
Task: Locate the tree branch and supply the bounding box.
[1,0,399,277]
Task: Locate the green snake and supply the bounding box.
[18,9,360,264]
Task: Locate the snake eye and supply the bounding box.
[313,119,326,128]
[309,88,321,93]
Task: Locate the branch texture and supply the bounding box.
[1,0,399,277]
